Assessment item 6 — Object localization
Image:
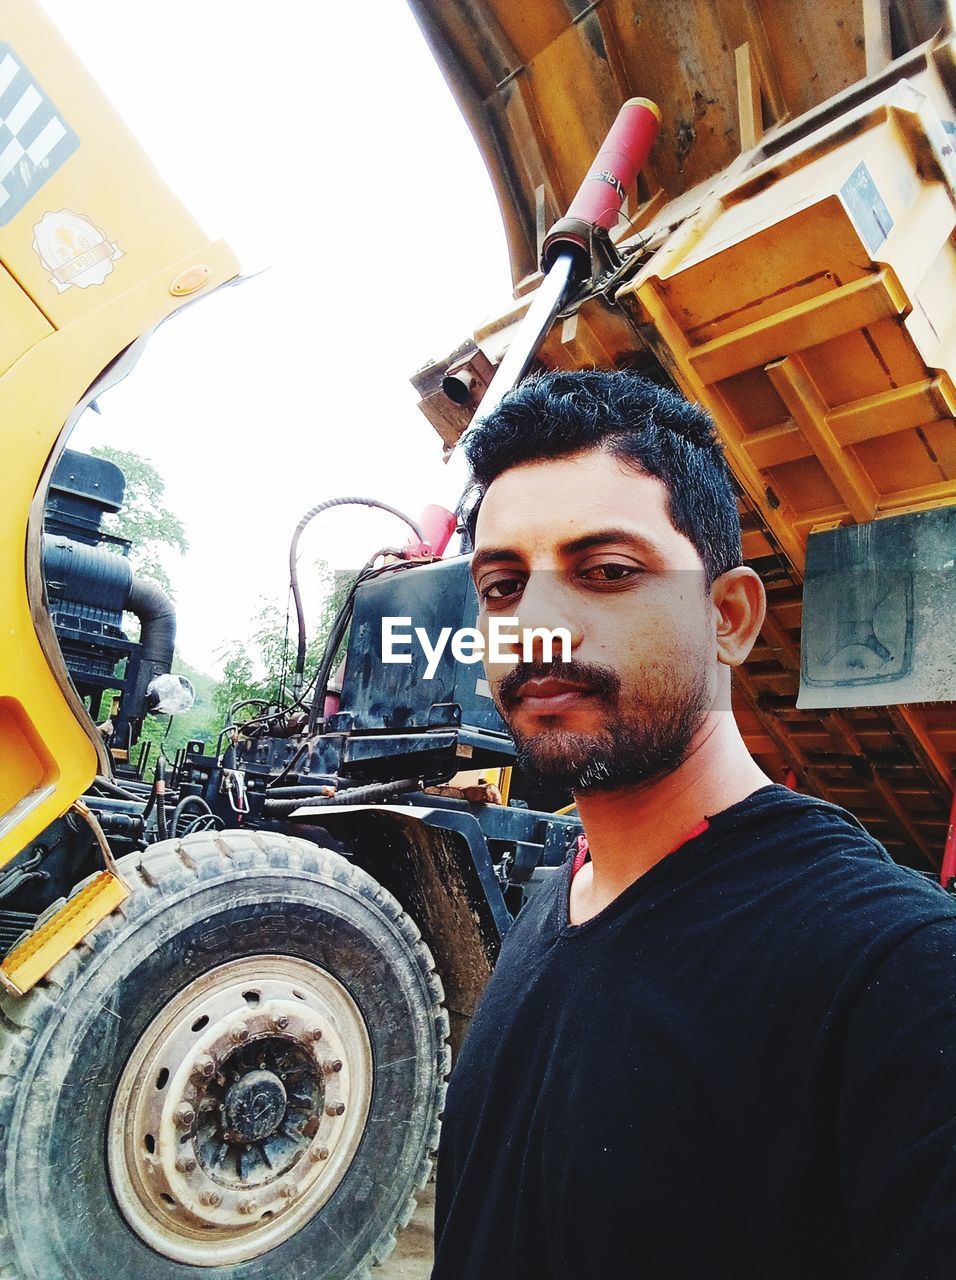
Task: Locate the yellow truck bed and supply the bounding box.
[410,0,956,869]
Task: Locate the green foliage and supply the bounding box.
[214,562,352,726]
[214,599,295,722]
[131,654,222,764]
[90,445,188,595]
[83,447,353,769]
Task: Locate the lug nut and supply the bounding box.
[309,1146,331,1163]
[277,1183,297,1199]
[326,1102,345,1117]
[230,1022,250,1044]
[174,1105,196,1129]
[191,1054,216,1081]
[308,1027,323,1042]
[238,1198,257,1215]
[270,1013,290,1031]
[175,1155,197,1174]
[324,1059,343,1074]
[200,1190,222,1207]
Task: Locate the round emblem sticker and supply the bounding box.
[32,209,123,292]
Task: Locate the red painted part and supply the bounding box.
[405,504,458,558]
[564,99,661,232]
[783,768,799,790]
[571,833,589,877]
[939,788,956,888]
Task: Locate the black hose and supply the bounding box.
[92,774,144,802]
[306,587,358,734]
[170,794,212,837]
[229,698,272,723]
[262,779,339,798]
[265,743,309,791]
[181,812,223,835]
[304,548,395,735]
[288,497,425,695]
[126,575,177,737]
[262,777,421,819]
[154,758,168,841]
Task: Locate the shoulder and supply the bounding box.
[705,784,956,959]
[498,862,569,954]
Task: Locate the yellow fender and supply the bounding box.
[0,0,240,866]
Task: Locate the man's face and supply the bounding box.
[470,448,718,793]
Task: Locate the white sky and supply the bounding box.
[43,0,513,674]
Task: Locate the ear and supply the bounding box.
[711,567,766,667]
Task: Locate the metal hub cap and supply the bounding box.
[222,1068,287,1143]
[108,955,373,1266]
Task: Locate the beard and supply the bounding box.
[494,658,709,794]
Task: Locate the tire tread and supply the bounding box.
[0,828,450,1280]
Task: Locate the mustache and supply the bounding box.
[496,659,621,709]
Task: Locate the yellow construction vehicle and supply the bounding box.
[410,0,956,871]
[0,1,954,1278]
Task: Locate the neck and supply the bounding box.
[573,707,772,907]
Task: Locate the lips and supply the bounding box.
[515,677,596,714]
[518,678,593,699]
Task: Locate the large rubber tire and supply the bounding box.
[0,829,449,1280]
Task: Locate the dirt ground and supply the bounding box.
[376,1181,435,1278]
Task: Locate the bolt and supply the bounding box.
[174,1105,196,1129]
[238,1198,257,1215]
[175,1155,197,1174]
[277,1183,297,1199]
[200,1190,222,1208]
[326,1102,345,1117]
[230,1022,250,1044]
[309,1146,330,1163]
[324,1059,343,1075]
[191,1054,216,1081]
[308,1027,323,1042]
[270,1013,290,1031]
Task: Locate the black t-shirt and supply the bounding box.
[433,785,956,1279]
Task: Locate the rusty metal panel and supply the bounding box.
[799,506,956,708]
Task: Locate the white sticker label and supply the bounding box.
[32,209,123,292]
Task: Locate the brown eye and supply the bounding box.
[481,577,524,602]
[579,562,641,583]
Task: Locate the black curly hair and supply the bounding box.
[461,369,741,584]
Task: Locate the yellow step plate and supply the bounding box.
[0,871,130,996]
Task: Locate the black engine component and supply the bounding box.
[42,449,177,750]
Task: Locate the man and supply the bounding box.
[431,370,956,1279]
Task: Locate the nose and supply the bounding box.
[495,573,583,665]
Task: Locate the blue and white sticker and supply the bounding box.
[840,161,893,255]
[0,43,79,227]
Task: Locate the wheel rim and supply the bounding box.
[108,954,373,1266]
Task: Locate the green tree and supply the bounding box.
[215,562,352,725]
[91,445,188,595]
[130,654,222,766]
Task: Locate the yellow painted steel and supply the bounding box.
[0,0,240,867]
[0,870,130,995]
[623,81,956,569]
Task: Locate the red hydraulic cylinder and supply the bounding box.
[541,96,661,270]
